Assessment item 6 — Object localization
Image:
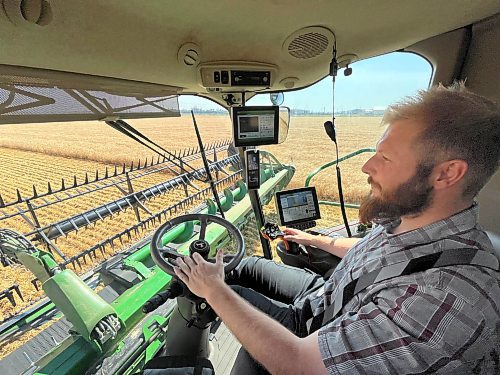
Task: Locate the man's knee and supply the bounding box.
[228,256,274,283]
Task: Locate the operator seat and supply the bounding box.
[486,231,500,261]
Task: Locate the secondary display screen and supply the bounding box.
[232,106,279,147]
[275,187,321,226]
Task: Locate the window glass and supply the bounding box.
[248,52,433,231]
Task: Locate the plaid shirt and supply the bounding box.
[312,204,500,374]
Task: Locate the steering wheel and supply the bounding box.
[150,213,245,276]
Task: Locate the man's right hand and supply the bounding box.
[284,228,360,258]
[283,227,316,246]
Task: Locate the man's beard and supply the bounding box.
[359,164,434,224]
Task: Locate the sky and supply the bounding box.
[179,52,433,112]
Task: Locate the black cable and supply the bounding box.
[190,111,226,219]
[105,120,209,182]
[116,120,197,171]
[328,41,352,237]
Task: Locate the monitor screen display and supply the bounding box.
[232,106,279,147]
[275,187,321,226]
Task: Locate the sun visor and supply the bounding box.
[0,65,181,124]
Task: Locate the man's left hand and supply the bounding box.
[173,249,225,299]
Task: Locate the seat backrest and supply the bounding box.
[485,231,500,261]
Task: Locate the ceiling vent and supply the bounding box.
[2,0,53,26]
[177,43,201,68]
[283,26,334,60]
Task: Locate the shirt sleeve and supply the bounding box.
[317,283,489,375]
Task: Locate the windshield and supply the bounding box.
[0,51,431,359]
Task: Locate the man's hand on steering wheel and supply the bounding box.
[173,249,225,299]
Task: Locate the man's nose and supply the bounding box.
[362,155,374,175]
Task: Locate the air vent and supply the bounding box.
[283,27,334,60]
[3,0,53,26]
[178,43,201,68]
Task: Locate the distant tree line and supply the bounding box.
[181,108,385,116]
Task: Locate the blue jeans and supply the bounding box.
[227,256,326,374]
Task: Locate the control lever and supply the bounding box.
[142,281,183,313]
[260,222,302,253]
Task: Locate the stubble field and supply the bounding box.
[0,114,384,322]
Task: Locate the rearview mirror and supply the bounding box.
[270,92,284,106]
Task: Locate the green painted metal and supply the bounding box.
[233,180,247,201]
[12,250,58,283]
[318,200,362,209]
[305,148,375,188]
[259,150,285,169]
[123,260,152,279]
[205,198,217,214]
[1,302,61,339]
[305,148,375,208]
[34,336,97,375]
[144,316,168,363]
[176,169,293,257]
[43,270,118,346]
[260,168,273,184]
[219,188,234,212]
[126,223,190,264]
[33,164,294,374]
[172,220,195,243]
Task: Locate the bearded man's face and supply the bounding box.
[359,163,434,224]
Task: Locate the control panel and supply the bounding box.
[199,62,278,91]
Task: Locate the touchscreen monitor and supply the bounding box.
[275,187,321,226]
[232,106,279,147]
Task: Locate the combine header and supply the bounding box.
[0,136,295,374]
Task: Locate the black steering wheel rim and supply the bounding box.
[150,213,245,276]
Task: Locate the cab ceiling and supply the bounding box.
[1,0,499,98]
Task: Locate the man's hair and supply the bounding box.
[382,82,500,199]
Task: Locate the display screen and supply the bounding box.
[232,106,279,147]
[275,187,321,226]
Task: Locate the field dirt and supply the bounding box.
[0,114,383,326]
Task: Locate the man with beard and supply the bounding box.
[173,83,500,374]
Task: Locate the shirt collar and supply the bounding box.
[382,203,479,247]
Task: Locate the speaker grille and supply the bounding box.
[283,27,334,60]
[288,32,329,59]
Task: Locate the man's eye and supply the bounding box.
[382,155,390,161]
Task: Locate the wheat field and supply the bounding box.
[0,115,384,322]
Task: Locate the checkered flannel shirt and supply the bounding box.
[311,204,500,374]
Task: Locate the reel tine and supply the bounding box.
[16,189,23,203]
[31,278,40,291]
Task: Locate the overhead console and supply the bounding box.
[199,62,278,92]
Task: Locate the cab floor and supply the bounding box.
[209,319,241,374]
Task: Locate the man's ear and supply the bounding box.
[432,159,468,190]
